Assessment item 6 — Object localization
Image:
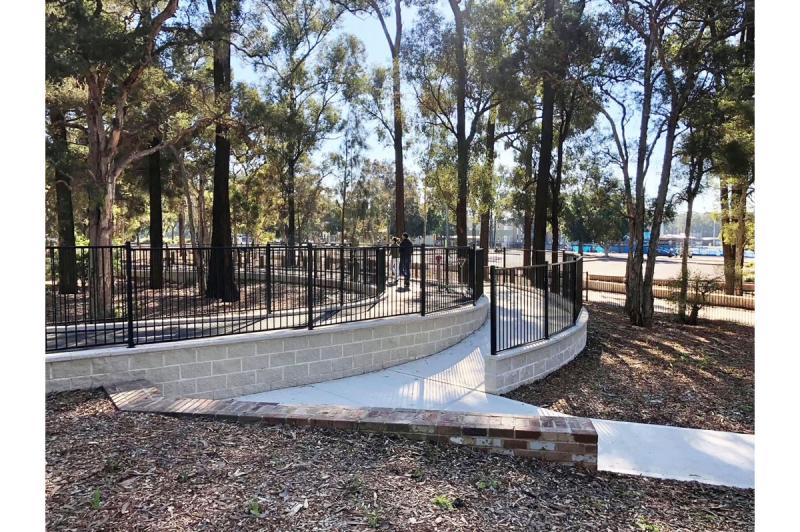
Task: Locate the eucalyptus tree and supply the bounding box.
[337,0,424,235]
[406,0,512,247]
[46,0,213,316]
[245,0,362,252]
[46,79,86,293]
[331,109,368,244]
[715,0,753,295]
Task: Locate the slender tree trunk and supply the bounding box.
[206,0,238,301]
[522,136,534,267]
[720,180,736,295]
[642,113,679,325]
[449,0,468,247]
[733,180,747,296]
[480,111,496,264]
[625,29,656,325]
[50,107,77,293]
[678,195,695,322]
[392,49,405,236]
[148,137,163,289]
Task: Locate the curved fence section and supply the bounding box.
[489,254,583,355]
[45,244,484,352]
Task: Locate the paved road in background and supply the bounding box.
[487,251,731,280]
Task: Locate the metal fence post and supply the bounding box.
[420,244,426,316]
[584,270,589,304]
[490,266,497,356]
[502,247,506,268]
[471,244,477,305]
[265,243,272,313]
[307,243,314,330]
[124,241,135,348]
[544,264,550,340]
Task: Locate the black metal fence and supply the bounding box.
[45,244,482,352]
[489,253,583,355]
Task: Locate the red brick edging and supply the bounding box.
[104,380,598,471]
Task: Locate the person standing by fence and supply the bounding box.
[399,233,412,290]
[389,236,400,285]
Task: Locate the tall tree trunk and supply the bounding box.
[171,146,206,294]
[642,113,679,325]
[480,111,496,264]
[720,179,736,294]
[392,39,404,236]
[733,180,747,296]
[625,28,656,326]
[50,106,77,293]
[550,104,574,270]
[449,0,469,247]
[678,194,695,322]
[522,136,534,267]
[206,0,238,301]
[148,137,163,289]
[533,0,555,275]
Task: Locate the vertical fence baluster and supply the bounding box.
[307,243,314,330]
[490,266,497,356]
[124,242,135,348]
[420,244,426,316]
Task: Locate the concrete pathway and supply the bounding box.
[240,320,754,489]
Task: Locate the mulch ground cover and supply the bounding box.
[46,390,753,531]
[505,302,754,434]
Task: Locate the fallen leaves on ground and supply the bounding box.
[47,390,753,531]
[505,302,754,434]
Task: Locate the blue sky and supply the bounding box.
[231,1,722,214]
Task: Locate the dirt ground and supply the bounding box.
[46,390,753,531]
[505,302,754,434]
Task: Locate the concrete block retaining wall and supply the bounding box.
[47,297,488,399]
[484,308,588,394]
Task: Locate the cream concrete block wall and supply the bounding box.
[484,308,588,395]
[46,297,489,399]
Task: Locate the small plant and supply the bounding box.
[366,510,381,528]
[410,468,424,480]
[248,498,263,517]
[90,488,102,510]
[432,495,454,510]
[345,475,364,495]
[636,516,662,532]
[476,479,500,490]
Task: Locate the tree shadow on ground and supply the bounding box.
[504,302,754,433]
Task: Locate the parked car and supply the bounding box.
[657,243,677,257]
[645,243,677,257]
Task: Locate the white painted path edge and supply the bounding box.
[240,320,754,489]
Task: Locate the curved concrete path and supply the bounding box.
[240,320,754,489]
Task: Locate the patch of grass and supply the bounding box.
[247,498,263,517]
[476,479,500,490]
[432,495,454,510]
[366,510,381,528]
[345,475,364,496]
[636,516,663,531]
[90,488,102,510]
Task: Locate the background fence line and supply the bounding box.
[582,272,755,326]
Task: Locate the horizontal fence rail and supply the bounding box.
[45,243,480,352]
[489,253,583,355]
[584,273,754,326]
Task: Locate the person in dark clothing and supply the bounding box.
[398,232,413,289]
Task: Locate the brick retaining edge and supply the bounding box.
[103,380,598,471]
